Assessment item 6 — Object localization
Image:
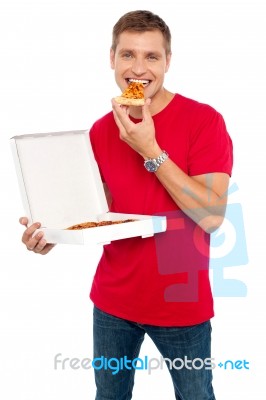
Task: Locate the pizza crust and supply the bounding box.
[114,96,145,106]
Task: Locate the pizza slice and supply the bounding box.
[114,81,145,106]
[66,219,137,230]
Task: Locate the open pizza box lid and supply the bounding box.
[10,130,166,245]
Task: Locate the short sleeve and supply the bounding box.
[188,105,233,176]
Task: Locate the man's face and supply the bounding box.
[110,30,171,103]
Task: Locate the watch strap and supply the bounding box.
[155,150,169,166]
[144,150,169,172]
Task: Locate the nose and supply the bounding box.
[131,57,147,76]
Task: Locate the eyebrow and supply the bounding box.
[118,48,162,57]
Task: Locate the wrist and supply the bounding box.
[141,144,162,160]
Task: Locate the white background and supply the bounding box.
[0,0,265,398]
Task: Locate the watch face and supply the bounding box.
[144,160,158,172]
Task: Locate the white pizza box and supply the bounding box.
[10,129,166,245]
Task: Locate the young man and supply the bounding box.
[20,10,233,400]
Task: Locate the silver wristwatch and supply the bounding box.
[144,150,169,172]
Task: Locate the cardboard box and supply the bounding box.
[10,130,166,245]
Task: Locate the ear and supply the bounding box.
[110,48,115,70]
[165,52,172,73]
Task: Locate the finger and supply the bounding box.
[112,106,127,134]
[141,98,152,122]
[26,231,55,254]
[113,113,129,141]
[39,243,55,255]
[112,99,134,132]
[19,217,28,227]
[33,231,55,254]
[32,236,47,253]
[25,230,44,250]
[21,222,41,245]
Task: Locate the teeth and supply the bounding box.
[128,79,150,84]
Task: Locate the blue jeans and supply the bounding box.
[93,306,215,400]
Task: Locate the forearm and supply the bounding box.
[154,158,229,233]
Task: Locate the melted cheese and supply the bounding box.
[121,82,144,99]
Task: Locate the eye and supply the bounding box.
[121,52,133,60]
[147,54,159,61]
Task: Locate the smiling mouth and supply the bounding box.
[126,78,151,87]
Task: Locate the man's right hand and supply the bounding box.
[19,217,55,255]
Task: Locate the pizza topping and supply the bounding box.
[66,219,137,230]
[114,80,146,106]
[121,81,145,99]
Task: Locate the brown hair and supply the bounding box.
[112,10,172,55]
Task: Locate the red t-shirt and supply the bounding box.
[89,93,233,326]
